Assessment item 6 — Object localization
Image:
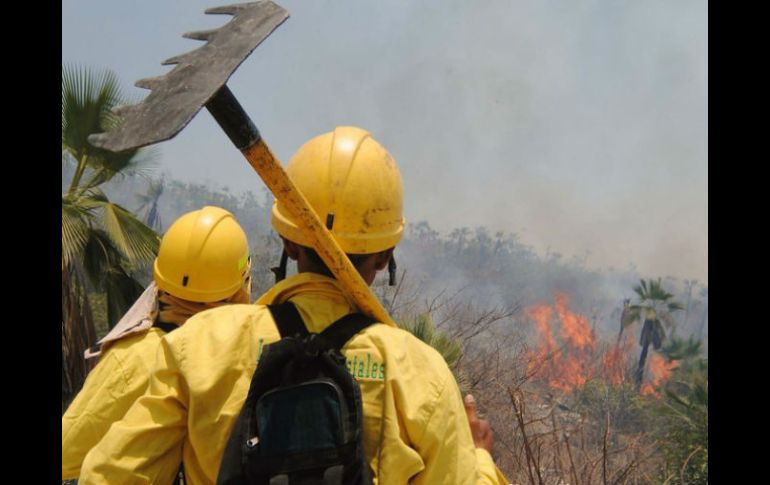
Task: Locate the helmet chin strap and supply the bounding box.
[270,249,289,284]
[272,241,397,287]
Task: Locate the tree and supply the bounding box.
[620,278,684,388]
[136,176,165,232]
[61,65,160,405]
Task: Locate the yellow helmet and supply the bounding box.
[271,126,405,254]
[153,206,251,302]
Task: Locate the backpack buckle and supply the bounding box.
[246,436,259,448]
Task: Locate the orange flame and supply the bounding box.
[549,353,590,392]
[524,293,670,394]
[526,305,557,354]
[525,293,600,392]
[640,353,679,398]
[602,340,631,386]
[554,293,595,351]
[525,305,558,380]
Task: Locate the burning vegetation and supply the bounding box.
[380,279,707,485]
[525,292,675,398]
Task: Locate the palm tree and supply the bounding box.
[621,278,684,388]
[136,176,165,232]
[62,65,160,405]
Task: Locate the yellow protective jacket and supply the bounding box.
[61,327,167,479]
[80,273,508,485]
[62,283,166,479]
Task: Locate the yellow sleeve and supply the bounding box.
[61,350,135,479]
[411,370,508,485]
[79,336,188,485]
[476,448,511,485]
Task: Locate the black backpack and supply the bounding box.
[216,301,376,485]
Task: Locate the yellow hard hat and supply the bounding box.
[271,126,405,254]
[153,206,251,302]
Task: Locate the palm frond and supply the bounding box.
[667,301,685,312]
[621,306,641,329]
[82,188,109,204]
[136,177,165,231]
[62,64,122,160]
[431,332,462,368]
[82,142,159,190]
[122,146,161,177]
[649,285,673,303]
[661,378,707,428]
[103,266,146,329]
[62,189,160,270]
[661,389,697,426]
[691,378,708,408]
[99,201,160,265]
[78,149,142,190]
[399,313,463,369]
[402,313,435,343]
[62,64,154,196]
[659,311,679,331]
[80,229,126,288]
[661,335,703,361]
[62,199,92,268]
[649,278,662,293]
[74,229,145,329]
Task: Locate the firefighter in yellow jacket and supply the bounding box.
[79,127,509,484]
[62,206,252,480]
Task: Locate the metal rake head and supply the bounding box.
[88,1,289,152]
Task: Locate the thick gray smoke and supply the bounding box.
[63,0,707,284]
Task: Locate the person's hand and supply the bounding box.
[464,393,494,454]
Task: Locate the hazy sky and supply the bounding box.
[62,0,707,283]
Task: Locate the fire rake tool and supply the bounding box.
[88,1,397,326]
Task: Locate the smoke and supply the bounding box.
[63,0,707,283]
[240,0,707,282]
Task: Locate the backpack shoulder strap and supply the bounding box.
[320,312,378,351]
[267,301,308,338]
